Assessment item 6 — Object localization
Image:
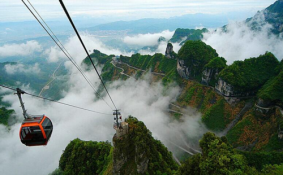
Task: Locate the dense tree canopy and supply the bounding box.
[178,132,253,175]
[0,107,14,126]
[59,139,112,175]
[218,52,279,92]
[257,70,283,103]
[204,57,227,70]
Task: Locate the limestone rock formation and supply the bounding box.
[112,117,178,175]
[165,43,176,59]
[177,40,218,81]
[201,57,227,86]
[215,78,255,97]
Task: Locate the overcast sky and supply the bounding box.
[0,0,276,22]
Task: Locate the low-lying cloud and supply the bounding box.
[123,30,174,47]
[43,30,180,63]
[203,18,283,64]
[0,41,42,57]
[4,63,40,75]
[138,41,182,56]
[44,34,133,63]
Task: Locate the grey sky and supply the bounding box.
[0,0,276,22]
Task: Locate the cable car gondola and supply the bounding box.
[16,88,53,146]
[19,115,53,146]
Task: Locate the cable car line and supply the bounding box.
[21,0,113,110]
[59,0,118,110]
[0,84,112,116]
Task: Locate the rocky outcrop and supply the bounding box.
[215,78,255,97]
[165,43,176,59]
[202,68,213,85]
[201,57,227,86]
[135,148,149,174]
[177,40,218,81]
[113,134,149,175]
[177,59,190,79]
[112,117,177,175]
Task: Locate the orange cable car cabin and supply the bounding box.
[19,115,53,146]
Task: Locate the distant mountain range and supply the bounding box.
[84,13,252,34]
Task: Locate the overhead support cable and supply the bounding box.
[59,0,117,110]
[21,0,113,110]
[0,84,112,116]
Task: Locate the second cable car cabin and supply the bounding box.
[19,115,53,146]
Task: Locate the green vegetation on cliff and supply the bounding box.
[83,49,113,66]
[204,57,227,86]
[201,99,226,131]
[169,28,208,43]
[257,66,283,104]
[58,139,112,175]
[178,132,252,175]
[113,116,178,174]
[120,53,176,74]
[226,108,283,151]
[178,132,283,174]
[204,57,227,69]
[219,52,279,92]
[119,53,181,84]
[0,107,14,126]
[178,40,218,81]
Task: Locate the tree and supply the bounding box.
[178,132,251,175]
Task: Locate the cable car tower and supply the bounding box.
[113,110,128,138]
[113,109,121,128]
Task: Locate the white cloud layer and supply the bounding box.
[203,19,283,64]
[0,61,207,175]
[123,30,174,46]
[0,41,42,57]
[4,63,41,75]
[44,34,133,63]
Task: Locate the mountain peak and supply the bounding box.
[266,0,283,15]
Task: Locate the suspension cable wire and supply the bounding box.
[0,84,112,116]
[59,0,118,110]
[21,0,113,110]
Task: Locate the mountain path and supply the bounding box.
[222,100,254,135]
[115,61,166,76]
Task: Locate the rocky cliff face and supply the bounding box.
[112,117,178,175]
[177,59,190,79]
[215,78,255,97]
[112,131,149,175]
[202,68,212,85]
[201,57,227,86]
[177,40,218,81]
